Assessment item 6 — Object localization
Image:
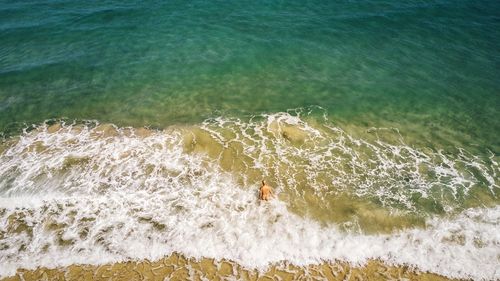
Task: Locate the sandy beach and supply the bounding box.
[1,254,457,281]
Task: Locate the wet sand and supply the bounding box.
[1,253,457,281]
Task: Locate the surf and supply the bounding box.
[0,112,498,279]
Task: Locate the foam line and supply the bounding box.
[0,192,499,279]
[0,114,498,279]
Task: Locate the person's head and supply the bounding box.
[262,180,266,185]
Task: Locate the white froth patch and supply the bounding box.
[0,116,498,280]
[0,192,499,280]
[202,112,499,211]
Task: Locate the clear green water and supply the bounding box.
[0,1,500,278]
[0,0,499,152]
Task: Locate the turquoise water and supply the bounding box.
[1,0,499,150]
[0,1,499,279]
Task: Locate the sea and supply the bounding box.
[0,0,499,280]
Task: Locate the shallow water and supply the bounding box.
[0,0,499,279]
[0,120,498,279]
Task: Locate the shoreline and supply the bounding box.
[0,120,497,280]
[1,253,458,281]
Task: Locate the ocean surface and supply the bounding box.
[0,0,499,279]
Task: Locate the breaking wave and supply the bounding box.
[0,111,498,279]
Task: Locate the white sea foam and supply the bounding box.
[201,111,498,211]
[0,114,499,279]
[1,187,499,279]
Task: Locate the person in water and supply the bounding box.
[259,180,274,200]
